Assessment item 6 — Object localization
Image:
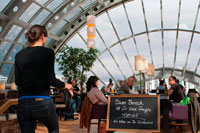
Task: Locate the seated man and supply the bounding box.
[118,76,137,95]
[64,80,78,115]
[71,80,81,112]
[168,76,184,103]
[101,82,113,95]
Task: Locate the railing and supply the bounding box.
[0,99,18,115]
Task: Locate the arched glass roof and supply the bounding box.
[1,0,200,86]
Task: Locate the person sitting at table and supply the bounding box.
[175,79,186,96]
[168,76,184,102]
[156,79,167,94]
[101,79,113,95]
[71,80,81,112]
[118,76,137,95]
[66,80,78,115]
[187,88,200,98]
[86,76,107,105]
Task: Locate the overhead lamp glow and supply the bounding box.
[0,83,5,90]
[11,82,16,90]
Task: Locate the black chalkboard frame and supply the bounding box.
[106,94,160,132]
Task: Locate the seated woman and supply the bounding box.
[86,76,107,105]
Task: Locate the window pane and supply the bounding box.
[35,0,49,5]
[6,45,23,63]
[91,59,112,83]
[143,0,161,31]
[19,3,40,23]
[110,44,132,78]
[5,25,23,41]
[0,42,12,61]
[18,30,27,44]
[46,0,64,11]
[31,9,50,25]
[186,33,200,71]
[179,0,199,30]
[125,0,146,34]
[0,64,13,78]
[135,34,151,62]
[81,0,96,9]
[0,0,11,12]
[164,31,176,67]
[50,20,66,34]
[175,31,191,68]
[195,12,200,32]
[163,0,179,29]
[122,38,138,71]
[98,51,124,80]
[108,5,131,40]
[67,34,87,50]
[96,13,118,47]
[65,7,82,21]
[150,32,162,68]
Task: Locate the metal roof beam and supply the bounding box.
[141,0,154,65]
[172,0,182,75]
[182,0,200,77]
[77,32,119,86]
[160,0,165,77]
[106,11,131,79]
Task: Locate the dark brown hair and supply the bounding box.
[25,25,47,43]
[86,76,99,92]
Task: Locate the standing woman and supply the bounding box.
[15,25,72,133]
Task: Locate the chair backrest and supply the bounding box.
[0,93,6,106]
[90,104,107,119]
[55,91,65,104]
[6,91,19,99]
[170,103,189,121]
[0,93,5,100]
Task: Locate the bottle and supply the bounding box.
[156,89,159,94]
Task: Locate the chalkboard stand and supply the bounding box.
[106,94,160,132]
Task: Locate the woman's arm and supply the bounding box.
[14,60,21,86]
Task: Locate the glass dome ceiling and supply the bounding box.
[1,0,200,86]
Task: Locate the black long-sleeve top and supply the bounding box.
[15,46,65,97]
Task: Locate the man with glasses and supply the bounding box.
[168,76,184,102]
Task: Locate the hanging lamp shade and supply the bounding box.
[151,65,155,76]
[135,55,145,72]
[87,15,96,48]
[87,38,96,48]
[140,59,148,74]
[147,63,155,76]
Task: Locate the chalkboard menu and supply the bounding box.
[106,94,160,132]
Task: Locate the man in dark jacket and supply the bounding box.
[168,76,184,102]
